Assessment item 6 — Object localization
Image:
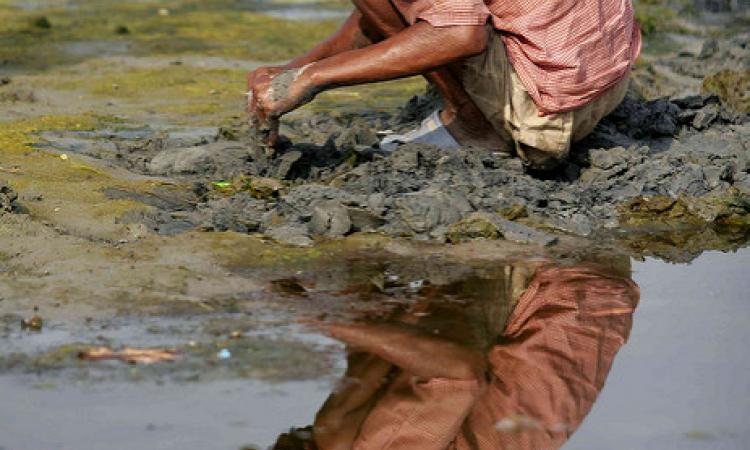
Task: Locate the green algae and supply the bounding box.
[702,69,750,114]
[632,0,690,36]
[0,0,342,71]
[619,192,750,230]
[0,114,162,239]
[446,213,502,244]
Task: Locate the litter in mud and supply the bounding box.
[78,347,182,364]
[20,315,43,331]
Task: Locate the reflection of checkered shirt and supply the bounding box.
[392,0,642,115]
[350,265,639,450]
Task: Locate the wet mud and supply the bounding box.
[36,87,750,246]
[18,33,747,248]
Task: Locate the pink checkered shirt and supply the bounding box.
[393,0,642,114]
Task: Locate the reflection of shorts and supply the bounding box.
[460,30,630,170]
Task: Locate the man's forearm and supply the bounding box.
[327,323,487,380]
[305,22,487,89]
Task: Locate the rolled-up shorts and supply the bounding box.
[459,29,630,170]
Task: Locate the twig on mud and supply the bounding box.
[0,166,22,174]
[78,346,182,364]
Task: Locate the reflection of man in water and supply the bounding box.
[274,259,639,450]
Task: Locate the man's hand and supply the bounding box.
[246,64,319,145]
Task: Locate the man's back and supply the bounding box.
[392,0,641,113]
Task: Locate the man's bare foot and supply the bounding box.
[440,107,511,153]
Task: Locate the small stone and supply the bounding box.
[347,207,385,232]
[589,147,628,170]
[447,212,557,246]
[309,200,351,237]
[0,182,19,214]
[248,177,283,199]
[698,38,719,59]
[267,224,314,247]
[692,104,719,130]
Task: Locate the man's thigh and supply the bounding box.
[571,74,630,142]
[459,32,574,165]
[458,30,515,153]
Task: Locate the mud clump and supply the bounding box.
[154,91,742,246]
[0,182,19,215]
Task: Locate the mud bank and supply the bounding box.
[36,89,750,246]
[173,92,750,242]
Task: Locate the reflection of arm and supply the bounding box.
[326,323,487,380]
[314,352,392,450]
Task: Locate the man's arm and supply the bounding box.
[325,322,487,380]
[306,21,486,89]
[246,11,371,108]
[248,22,487,126]
[286,10,374,68]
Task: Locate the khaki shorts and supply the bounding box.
[460,30,630,170]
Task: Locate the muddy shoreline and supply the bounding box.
[30,87,750,249]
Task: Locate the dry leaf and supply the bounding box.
[0,167,22,174]
[78,346,181,364]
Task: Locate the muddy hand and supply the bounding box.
[247,67,283,144]
[247,64,320,146]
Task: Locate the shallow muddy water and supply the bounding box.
[1,247,748,450]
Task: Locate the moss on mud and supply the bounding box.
[702,69,750,113]
[619,191,750,229]
[0,0,341,70]
[0,115,161,239]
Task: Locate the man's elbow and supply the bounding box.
[451,25,488,57]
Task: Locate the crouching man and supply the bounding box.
[246,0,641,170]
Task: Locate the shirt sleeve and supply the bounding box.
[391,0,490,27]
